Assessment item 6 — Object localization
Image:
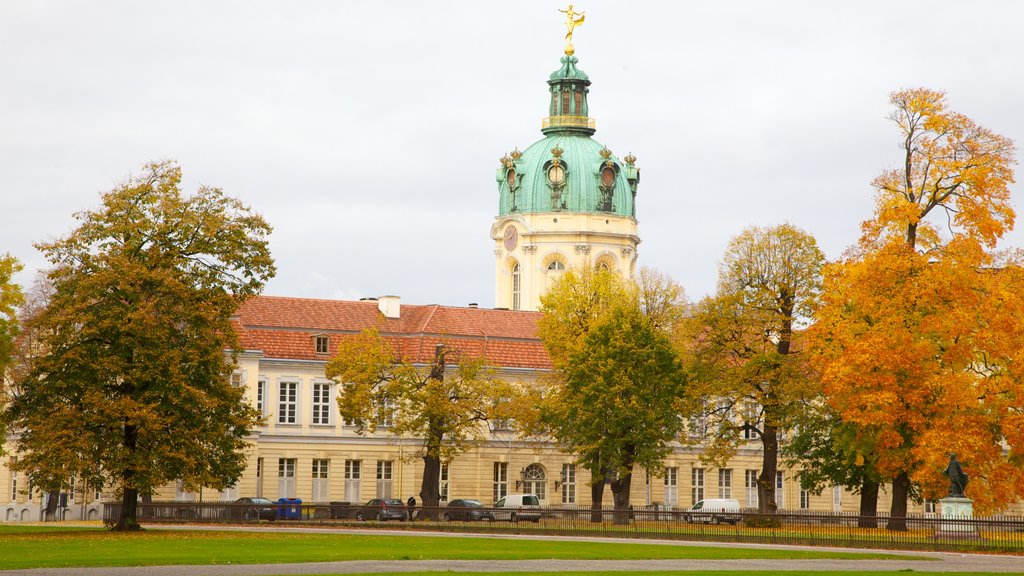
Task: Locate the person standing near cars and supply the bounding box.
[406,495,416,521]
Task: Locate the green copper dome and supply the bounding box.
[496,54,639,218]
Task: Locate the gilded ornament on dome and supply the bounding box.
[510,147,523,160]
[559,4,585,55]
[624,152,637,165]
[599,147,612,159]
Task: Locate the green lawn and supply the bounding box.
[0,526,917,570]
[274,569,1015,573]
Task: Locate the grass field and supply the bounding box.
[0,525,919,570]
[266,569,1024,573]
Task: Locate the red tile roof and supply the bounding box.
[235,296,551,370]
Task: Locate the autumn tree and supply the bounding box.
[2,161,274,531]
[0,253,24,384]
[679,224,824,515]
[537,268,688,524]
[812,88,1020,528]
[325,328,512,518]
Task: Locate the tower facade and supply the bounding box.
[491,48,640,311]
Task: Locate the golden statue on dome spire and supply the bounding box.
[559,4,585,55]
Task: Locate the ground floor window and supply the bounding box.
[561,463,576,504]
[745,469,758,508]
[664,467,678,507]
[775,471,784,509]
[523,463,546,502]
[493,462,508,502]
[376,460,393,498]
[278,458,296,498]
[800,488,810,509]
[718,468,732,499]
[312,459,329,502]
[691,468,704,505]
[439,462,449,502]
[345,460,361,502]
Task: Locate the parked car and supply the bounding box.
[492,494,541,522]
[684,498,741,525]
[444,499,495,522]
[234,497,276,521]
[354,498,407,521]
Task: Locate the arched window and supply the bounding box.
[523,463,546,501]
[511,262,521,311]
[546,260,566,290]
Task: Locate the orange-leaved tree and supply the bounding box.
[811,88,1020,527]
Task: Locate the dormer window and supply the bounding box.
[315,335,329,355]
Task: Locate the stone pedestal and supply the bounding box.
[936,496,979,539]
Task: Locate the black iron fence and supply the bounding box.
[103,501,1024,553]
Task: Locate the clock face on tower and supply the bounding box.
[503,225,519,252]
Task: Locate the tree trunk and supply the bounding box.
[858,477,879,528]
[887,471,910,531]
[115,423,142,531]
[419,451,441,521]
[757,425,779,514]
[44,490,60,521]
[609,471,633,525]
[416,344,445,521]
[589,474,605,523]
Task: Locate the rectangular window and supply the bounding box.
[257,378,266,415]
[664,467,678,507]
[745,470,759,508]
[10,464,17,502]
[493,462,508,502]
[312,382,331,425]
[800,489,810,510]
[278,381,298,424]
[688,414,707,439]
[230,372,242,387]
[69,475,76,503]
[315,335,329,355]
[278,458,296,498]
[775,471,784,509]
[718,469,732,499]
[439,462,449,502]
[344,460,361,502]
[561,91,570,115]
[256,457,264,498]
[312,459,329,502]
[376,460,393,498]
[561,463,576,504]
[573,91,583,115]
[832,485,842,512]
[691,467,704,505]
[925,499,937,514]
[377,397,395,428]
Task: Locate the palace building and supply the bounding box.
[3,20,967,523]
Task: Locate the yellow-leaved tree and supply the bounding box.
[811,88,1021,527]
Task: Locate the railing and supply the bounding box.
[542,116,596,130]
[103,502,1024,553]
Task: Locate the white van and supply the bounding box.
[493,494,541,523]
[684,498,741,525]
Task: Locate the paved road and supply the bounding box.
[4,525,1023,575]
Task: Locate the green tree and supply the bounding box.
[784,404,883,527]
[2,161,274,531]
[537,268,687,524]
[679,224,824,515]
[325,328,511,518]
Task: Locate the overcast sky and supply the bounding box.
[3,1,1023,307]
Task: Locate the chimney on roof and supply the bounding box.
[468,302,478,308]
[378,295,400,319]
